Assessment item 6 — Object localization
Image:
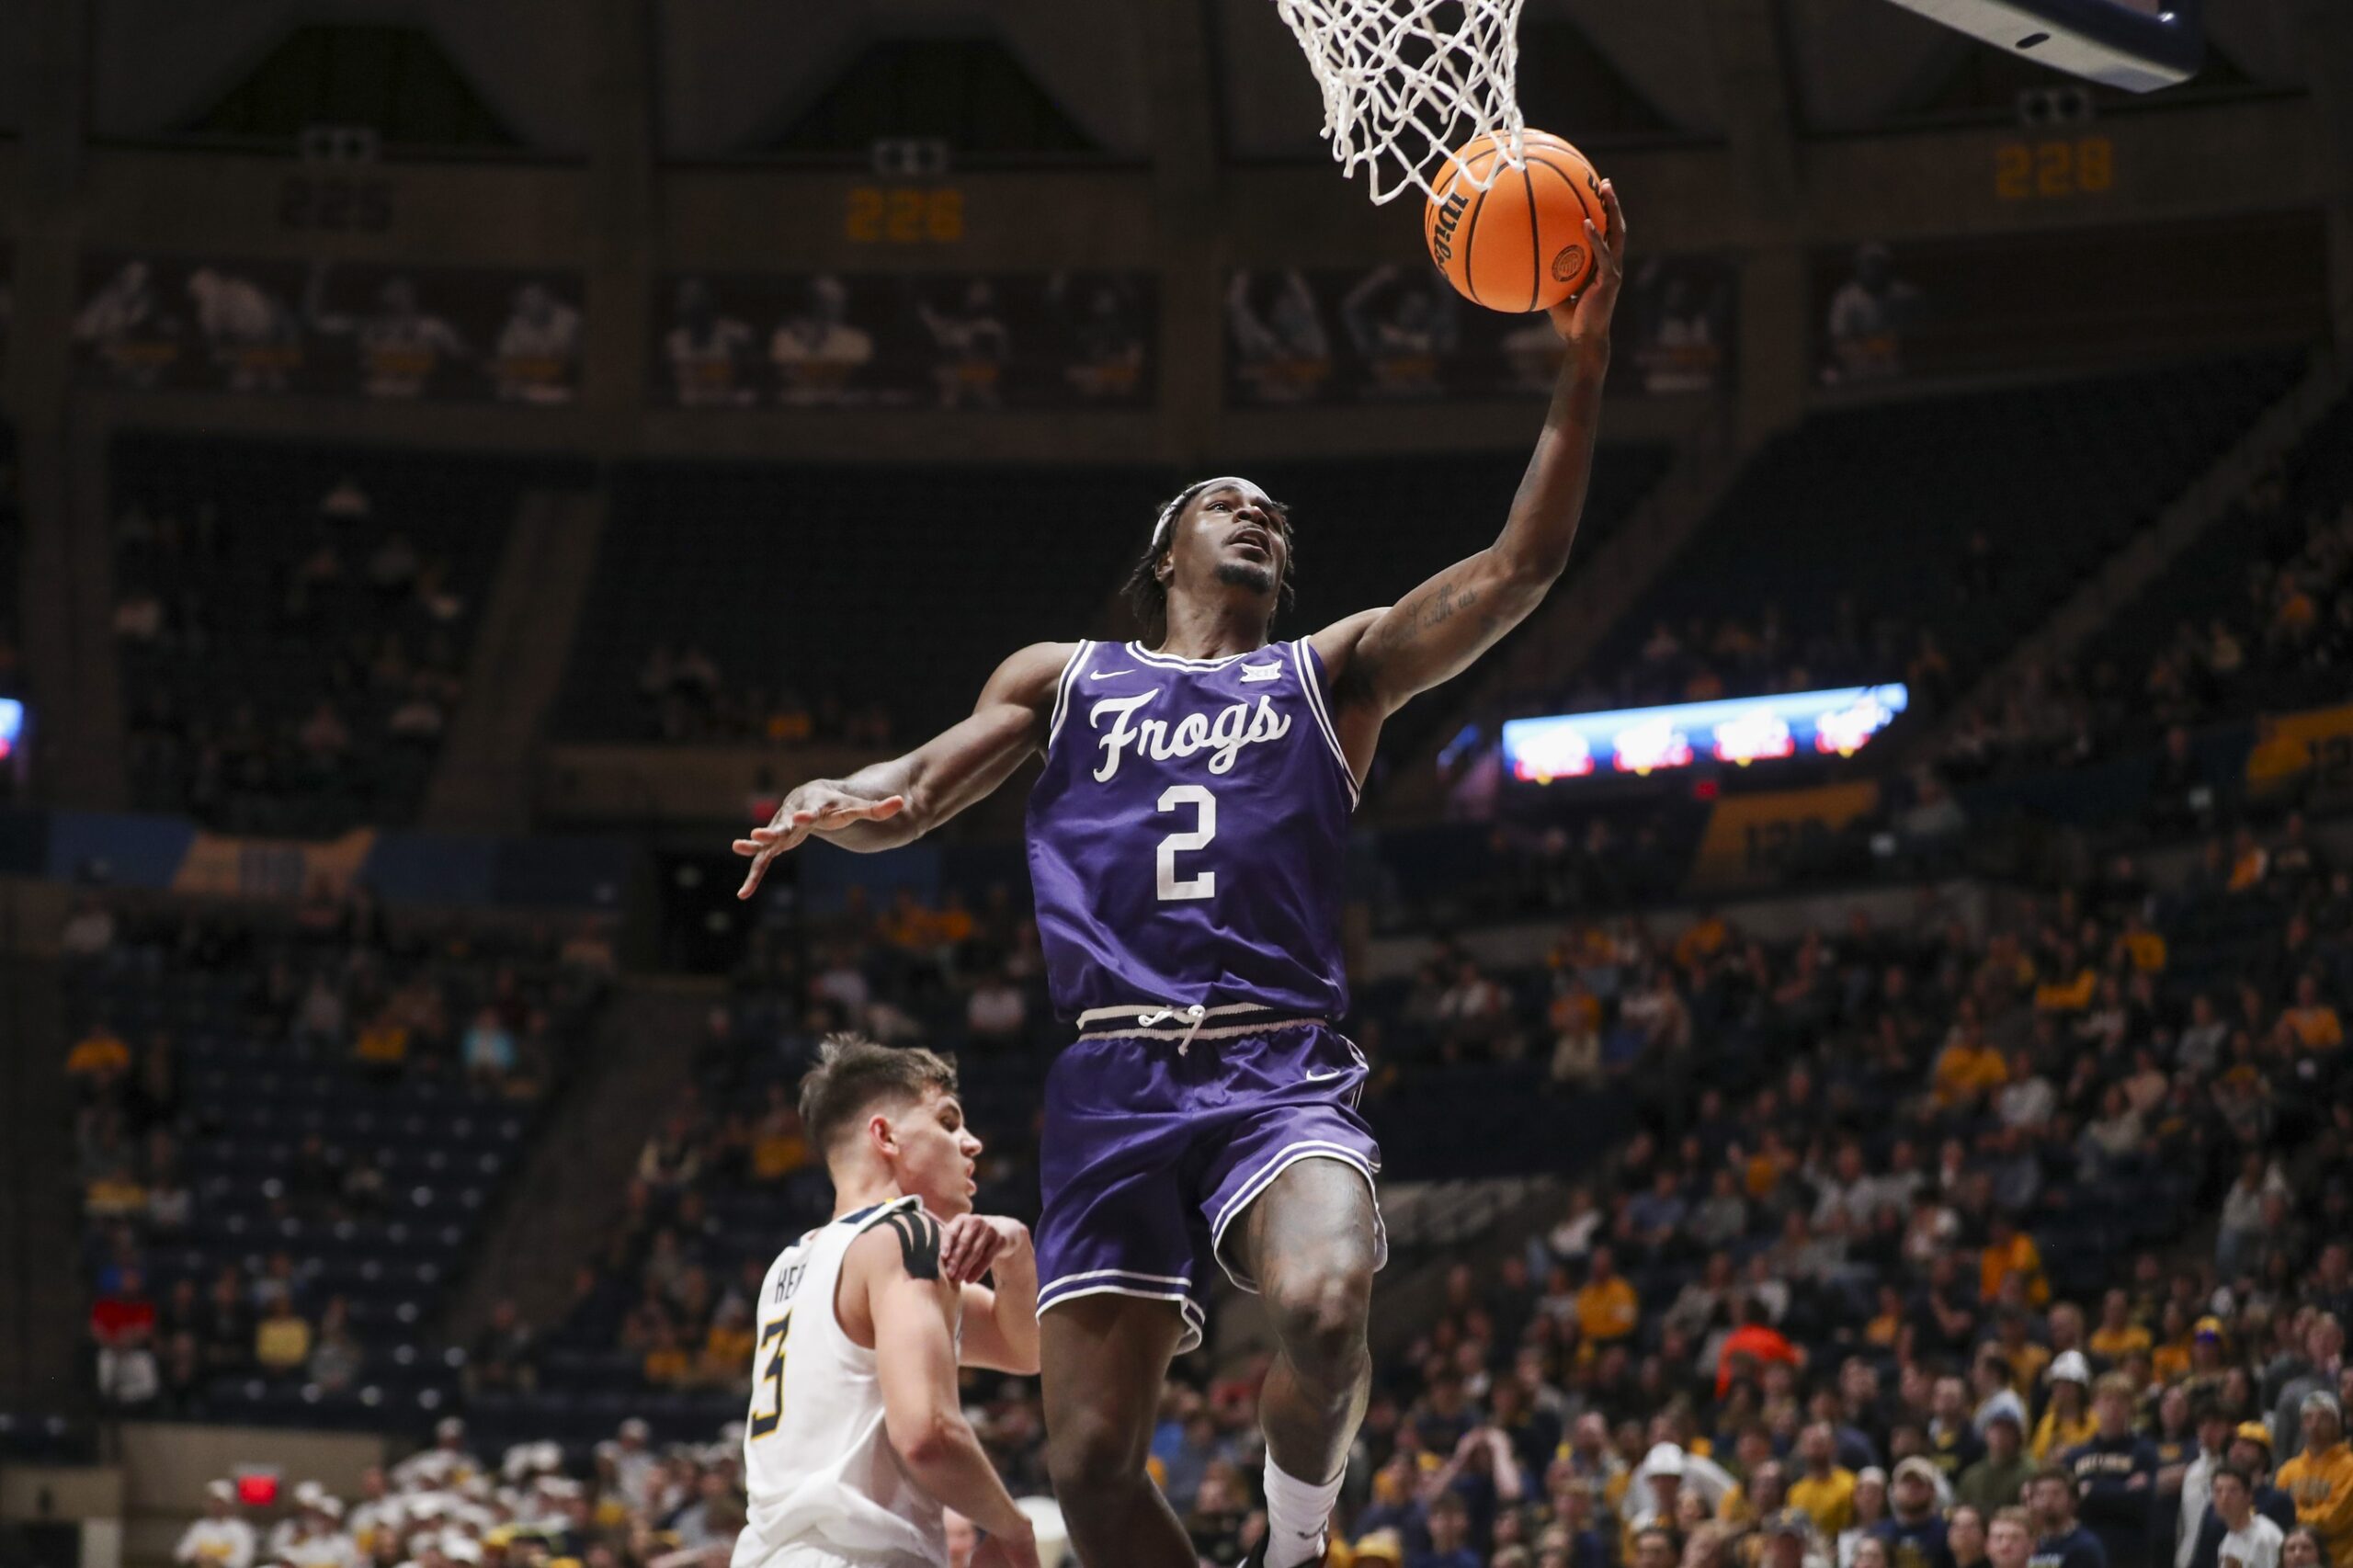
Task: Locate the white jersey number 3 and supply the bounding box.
[1155,785,1217,901]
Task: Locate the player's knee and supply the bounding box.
[1263,1252,1373,1379]
[1045,1409,1148,1504]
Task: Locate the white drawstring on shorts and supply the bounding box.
[1137,1003,1209,1055]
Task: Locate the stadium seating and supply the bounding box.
[557,448,1671,748]
[109,435,577,836]
[1240,447,1673,640]
[558,462,1173,744]
[1577,356,2308,714]
[2086,384,2353,729]
[66,899,610,1429]
[476,795,2351,1568]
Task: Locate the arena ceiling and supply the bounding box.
[0,0,2319,157]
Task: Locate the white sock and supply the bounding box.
[1261,1455,1343,1568]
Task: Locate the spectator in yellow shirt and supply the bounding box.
[1934,1013,2010,1109]
[2033,954,2097,1014]
[2276,1392,2353,1568]
[2118,915,2167,973]
[698,1301,755,1386]
[2087,1290,2152,1362]
[2150,1302,2197,1385]
[641,1323,690,1386]
[352,1013,410,1070]
[2227,828,2269,893]
[2031,1353,2097,1460]
[1576,1247,1641,1345]
[1789,1423,1860,1537]
[254,1297,313,1375]
[1978,1217,2048,1307]
[750,1089,812,1182]
[1992,1316,2052,1396]
[1674,911,1731,971]
[2282,976,2344,1051]
[65,1025,132,1085]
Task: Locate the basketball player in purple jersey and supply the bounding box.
[734,182,1624,1568]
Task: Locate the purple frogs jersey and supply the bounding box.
[1025,637,1358,1025]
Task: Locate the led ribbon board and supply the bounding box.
[1501,685,1911,784]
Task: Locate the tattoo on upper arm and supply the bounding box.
[1405,581,1479,635]
[886,1211,942,1280]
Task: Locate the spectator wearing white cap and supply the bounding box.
[2273,1391,2353,1567]
[1961,1405,2037,1517]
[604,1416,659,1511]
[281,1496,360,1568]
[392,1418,480,1493]
[267,1482,331,1560]
[2035,1354,2097,1462]
[175,1481,256,1568]
[1881,1457,1957,1568]
[1627,1442,1734,1530]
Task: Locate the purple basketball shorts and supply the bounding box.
[1031,1013,1386,1355]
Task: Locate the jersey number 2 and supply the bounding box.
[747,1313,790,1438]
[1155,785,1216,902]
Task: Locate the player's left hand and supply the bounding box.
[938,1214,1029,1285]
[1549,177,1625,358]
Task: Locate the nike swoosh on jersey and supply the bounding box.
[1303,1066,1348,1082]
[1088,668,1135,681]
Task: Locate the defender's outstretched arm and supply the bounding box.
[734,641,1074,896]
[1321,180,1626,719]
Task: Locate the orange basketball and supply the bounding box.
[1423,129,1609,313]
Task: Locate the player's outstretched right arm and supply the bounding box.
[733,642,1074,898]
[856,1218,1040,1568]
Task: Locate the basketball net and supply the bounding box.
[1271,0,1529,205]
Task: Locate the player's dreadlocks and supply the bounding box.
[1121,479,1298,642]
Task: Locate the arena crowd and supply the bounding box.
[139,797,2353,1567]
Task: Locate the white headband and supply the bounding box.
[1151,476,1264,552]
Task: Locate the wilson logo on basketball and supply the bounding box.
[1551,245,1587,284]
[1429,191,1470,265]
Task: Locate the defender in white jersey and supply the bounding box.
[733,1036,1040,1568]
